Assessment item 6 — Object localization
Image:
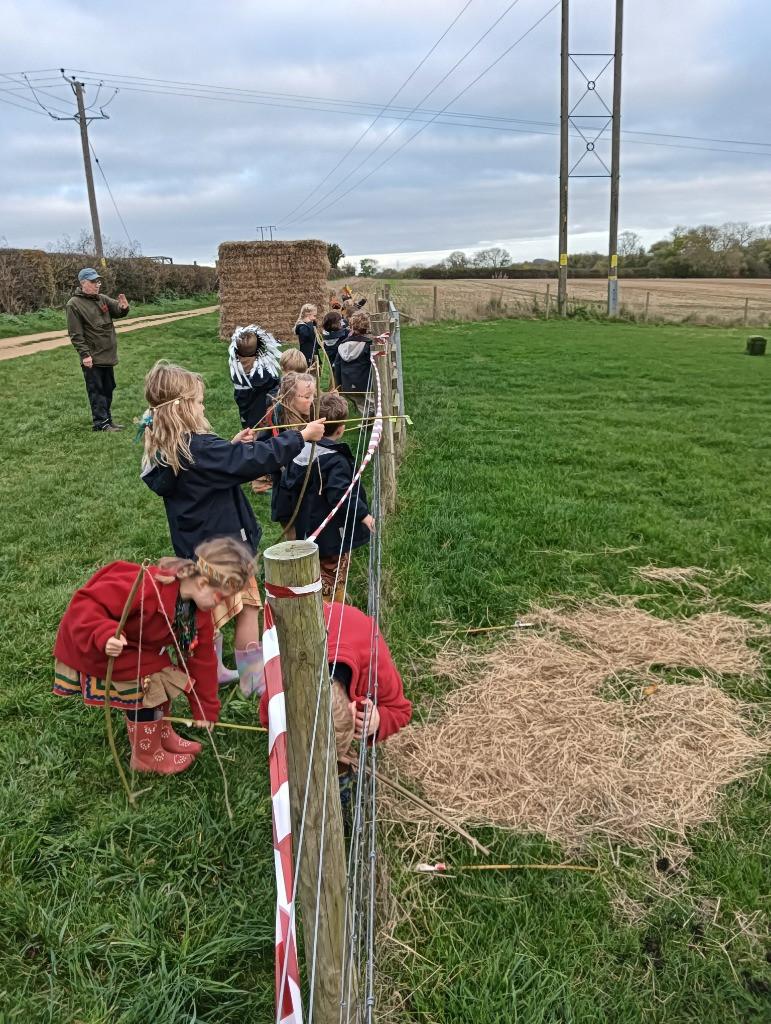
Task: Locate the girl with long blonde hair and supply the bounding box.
[139,360,324,694]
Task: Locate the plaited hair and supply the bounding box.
[156,536,254,591]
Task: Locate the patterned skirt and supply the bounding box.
[53,659,144,711]
[212,573,263,632]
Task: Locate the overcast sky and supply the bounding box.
[1,0,769,268]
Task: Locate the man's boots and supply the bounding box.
[158,701,202,755]
[125,717,195,774]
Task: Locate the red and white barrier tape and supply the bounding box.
[308,352,383,541]
[264,602,303,1024]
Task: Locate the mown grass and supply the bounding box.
[0,292,219,339]
[0,315,769,1022]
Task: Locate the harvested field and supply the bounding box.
[341,276,771,327]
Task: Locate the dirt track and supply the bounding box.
[0,305,218,361]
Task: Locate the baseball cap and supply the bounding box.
[78,267,101,282]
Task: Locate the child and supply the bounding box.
[54,537,255,775]
[259,601,411,745]
[228,324,281,429]
[140,361,325,695]
[285,392,374,601]
[260,371,318,539]
[321,310,349,367]
[279,347,309,375]
[333,311,376,417]
[249,346,310,495]
[294,303,319,366]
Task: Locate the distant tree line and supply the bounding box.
[330,223,771,280]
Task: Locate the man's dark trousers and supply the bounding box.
[82,365,116,430]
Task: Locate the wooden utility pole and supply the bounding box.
[557,0,569,316]
[263,539,350,1024]
[73,81,105,266]
[375,299,397,512]
[607,0,624,318]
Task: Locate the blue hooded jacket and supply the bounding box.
[142,430,304,557]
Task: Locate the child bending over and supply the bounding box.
[54,537,254,775]
[140,361,324,695]
[228,324,281,429]
[285,392,374,601]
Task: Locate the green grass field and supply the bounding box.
[0,314,769,1022]
[0,292,219,339]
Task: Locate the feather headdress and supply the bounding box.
[228,325,282,388]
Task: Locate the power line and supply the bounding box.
[90,143,134,249]
[278,0,477,225]
[277,0,527,227]
[8,70,771,151]
[282,0,563,230]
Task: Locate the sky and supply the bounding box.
[0,0,769,269]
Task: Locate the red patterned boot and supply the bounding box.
[158,701,202,755]
[125,717,195,774]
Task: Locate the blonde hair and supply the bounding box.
[280,348,308,374]
[297,303,317,323]
[331,677,355,759]
[142,361,211,474]
[319,392,349,435]
[156,536,255,591]
[270,371,316,427]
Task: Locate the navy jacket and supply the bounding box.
[284,438,371,558]
[294,321,319,365]
[322,326,349,366]
[234,374,280,430]
[142,430,304,557]
[333,333,372,394]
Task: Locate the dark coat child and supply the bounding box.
[294,320,319,365]
[284,438,371,558]
[143,431,304,558]
[228,325,281,429]
[333,332,373,395]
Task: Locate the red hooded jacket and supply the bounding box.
[53,561,219,721]
[260,602,411,741]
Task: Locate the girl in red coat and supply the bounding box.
[259,601,412,744]
[53,537,254,775]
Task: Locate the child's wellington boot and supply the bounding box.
[158,701,202,755]
[126,718,195,774]
[215,631,240,686]
[235,642,266,697]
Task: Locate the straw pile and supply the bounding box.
[218,240,329,342]
[384,602,770,852]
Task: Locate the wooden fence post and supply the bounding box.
[743,297,749,327]
[432,285,438,322]
[389,301,406,460]
[376,298,397,513]
[644,291,650,323]
[263,540,351,1023]
[545,283,551,319]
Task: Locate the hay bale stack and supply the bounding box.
[218,240,329,342]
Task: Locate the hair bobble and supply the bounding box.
[133,408,153,444]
